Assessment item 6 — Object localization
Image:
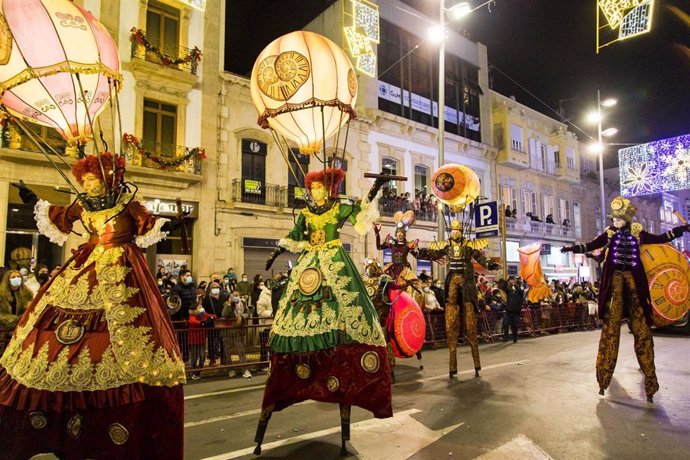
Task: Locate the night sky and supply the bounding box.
[225,1,690,167]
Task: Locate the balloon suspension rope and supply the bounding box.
[112,79,125,156]
[75,73,109,194]
[0,105,82,197]
[269,129,313,214]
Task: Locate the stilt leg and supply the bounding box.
[254,406,274,455]
[416,351,424,370]
[340,404,351,457]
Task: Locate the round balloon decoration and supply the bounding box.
[385,289,425,358]
[250,31,357,155]
[0,0,121,145]
[431,164,480,208]
[640,244,690,327]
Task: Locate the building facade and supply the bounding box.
[0,0,224,280]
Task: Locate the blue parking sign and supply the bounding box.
[474,201,499,237]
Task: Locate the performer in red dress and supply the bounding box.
[0,153,185,459]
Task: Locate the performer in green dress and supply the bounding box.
[254,168,391,455]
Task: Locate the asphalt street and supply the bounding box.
[185,329,690,460]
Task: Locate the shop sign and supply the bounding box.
[144,199,198,218]
[244,179,263,195]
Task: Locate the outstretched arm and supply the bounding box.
[561,230,609,254]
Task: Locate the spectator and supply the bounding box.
[156,277,167,295]
[562,218,570,227]
[0,269,33,329]
[197,281,208,300]
[511,208,517,218]
[422,284,443,311]
[256,283,273,365]
[222,294,252,379]
[545,214,555,224]
[418,270,430,284]
[173,269,197,363]
[487,287,506,334]
[20,267,40,296]
[188,303,216,380]
[530,213,542,222]
[505,205,513,217]
[226,267,238,282]
[49,265,61,278]
[430,279,445,306]
[221,275,234,293]
[34,264,50,287]
[250,275,264,307]
[156,266,168,279]
[203,281,228,365]
[237,273,252,298]
[504,276,523,343]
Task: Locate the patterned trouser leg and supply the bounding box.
[596,271,658,397]
[464,301,481,370]
[446,273,462,373]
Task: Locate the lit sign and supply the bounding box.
[144,199,198,218]
[181,0,205,11]
[343,0,379,77]
[619,133,690,197]
[597,0,655,53]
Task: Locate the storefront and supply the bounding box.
[142,198,198,275]
[4,185,71,271]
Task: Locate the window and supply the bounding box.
[573,202,581,229]
[382,157,400,193]
[288,150,309,205]
[542,194,554,221]
[521,189,536,216]
[146,0,180,57]
[559,198,571,224]
[241,139,267,201]
[501,185,517,213]
[143,99,177,155]
[414,165,429,195]
[540,143,548,171]
[510,124,523,152]
[566,147,575,169]
[554,149,561,168]
[332,157,348,195]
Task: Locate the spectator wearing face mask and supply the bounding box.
[237,273,251,298]
[222,293,252,379]
[203,281,228,365]
[188,303,217,380]
[172,270,196,364]
[0,270,34,345]
[19,266,40,296]
[256,283,273,365]
[34,265,50,287]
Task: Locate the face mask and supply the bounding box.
[196,308,205,317]
[242,277,248,282]
[19,268,28,277]
[10,277,22,288]
[184,277,193,285]
[223,280,229,285]
[211,288,220,296]
[37,273,49,282]
[158,280,163,286]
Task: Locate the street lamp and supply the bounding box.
[587,90,617,232]
[430,1,472,246]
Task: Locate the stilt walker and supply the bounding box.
[561,196,689,402]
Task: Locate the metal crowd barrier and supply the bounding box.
[172,317,272,377]
[423,303,598,346]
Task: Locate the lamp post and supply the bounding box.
[587,90,617,232]
[431,1,471,245]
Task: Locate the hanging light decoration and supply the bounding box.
[431,163,481,209]
[0,0,121,147]
[250,30,358,155]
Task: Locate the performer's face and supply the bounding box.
[450,229,461,239]
[613,218,627,229]
[82,173,105,197]
[311,181,326,203]
[395,230,405,241]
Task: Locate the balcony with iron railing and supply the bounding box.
[130,29,201,75]
[231,179,285,207]
[378,200,438,222]
[505,216,580,240]
[122,141,203,176]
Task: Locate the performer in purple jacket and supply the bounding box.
[561,196,689,402]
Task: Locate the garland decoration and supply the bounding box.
[130,28,202,68]
[122,133,206,169]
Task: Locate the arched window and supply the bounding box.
[382,157,400,193]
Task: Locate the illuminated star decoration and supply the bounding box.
[343,0,379,77]
[619,133,690,197]
[597,0,655,53]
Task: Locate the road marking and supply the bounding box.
[184,360,529,401]
[199,409,463,460]
[474,434,553,459]
[184,384,265,401]
[184,401,316,428]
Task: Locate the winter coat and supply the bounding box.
[188,312,216,345]
[256,287,273,331]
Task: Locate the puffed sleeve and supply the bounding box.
[278,211,308,253]
[34,199,82,246]
[128,201,169,248]
[349,196,380,236]
[571,230,610,254]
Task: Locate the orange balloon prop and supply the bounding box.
[518,242,551,303]
[431,164,480,208]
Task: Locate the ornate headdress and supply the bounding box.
[304,167,345,198]
[393,210,415,234]
[450,220,462,231]
[609,196,637,222]
[71,152,126,190]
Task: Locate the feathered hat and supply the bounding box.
[304,167,345,198]
[608,196,637,223]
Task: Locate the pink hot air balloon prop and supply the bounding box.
[0,0,121,146]
[385,288,426,359]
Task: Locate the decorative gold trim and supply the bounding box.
[67,414,83,439]
[0,61,122,92]
[360,351,380,373]
[327,376,340,392]
[108,423,129,445]
[29,412,47,430]
[295,363,311,379]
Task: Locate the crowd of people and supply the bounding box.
[379,187,439,220]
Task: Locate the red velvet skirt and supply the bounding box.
[261,343,392,418]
